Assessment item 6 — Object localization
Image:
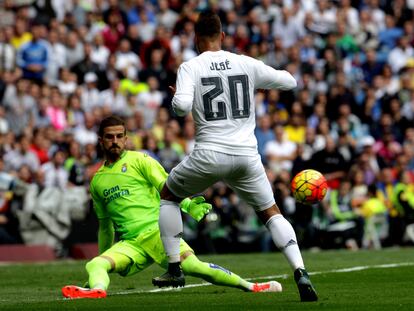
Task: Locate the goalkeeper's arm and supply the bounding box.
[180,196,212,222]
[97,218,115,254]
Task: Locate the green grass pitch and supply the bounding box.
[0,248,413,310]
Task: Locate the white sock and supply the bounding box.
[159,200,182,263]
[266,214,304,271]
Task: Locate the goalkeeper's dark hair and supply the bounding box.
[195,10,222,39]
[98,115,126,137]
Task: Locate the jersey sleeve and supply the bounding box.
[249,57,297,90]
[138,153,168,192]
[90,179,109,219]
[172,62,195,116]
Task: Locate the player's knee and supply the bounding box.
[86,256,112,273]
[256,204,281,224]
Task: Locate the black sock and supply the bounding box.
[168,262,181,276]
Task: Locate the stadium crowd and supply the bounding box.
[0,0,414,256]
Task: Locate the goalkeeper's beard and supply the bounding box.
[105,145,122,162]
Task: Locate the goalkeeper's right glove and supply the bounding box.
[180,196,212,222]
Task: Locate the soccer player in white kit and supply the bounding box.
[152,11,318,302]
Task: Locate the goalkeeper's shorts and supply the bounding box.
[101,227,193,277]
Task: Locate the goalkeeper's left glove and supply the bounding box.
[180,196,212,222]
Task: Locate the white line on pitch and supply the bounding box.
[112,261,414,296]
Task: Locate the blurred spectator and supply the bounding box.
[309,135,347,189]
[182,116,195,154]
[373,130,402,168]
[73,112,98,147]
[252,0,280,24]
[11,18,32,50]
[136,76,163,129]
[2,78,37,135]
[80,72,100,112]
[30,128,50,165]
[140,47,172,92]
[158,122,184,172]
[65,141,87,186]
[391,171,414,245]
[127,0,156,26]
[102,10,125,54]
[255,114,275,164]
[307,0,336,35]
[324,180,365,249]
[45,29,67,86]
[265,124,297,174]
[103,0,128,30]
[64,31,84,68]
[71,42,101,86]
[115,38,142,82]
[284,113,306,144]
[387,36,414,73]
[41,149,68,189]
[3,134,40,173]
[57,67,77,96]
[378,15,403,52]
[0,27,16,72]
[90,33,110,71]
[272,7,304,49]
[136,9,157,42]
[98,79,128,116]
[0,106,10,135]
[157,0,179,30]
[16,23,48,83]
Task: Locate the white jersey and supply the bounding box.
[172,50,297,155]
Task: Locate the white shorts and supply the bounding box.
[166,150,275,212]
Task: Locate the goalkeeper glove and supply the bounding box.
[180,196,212,222]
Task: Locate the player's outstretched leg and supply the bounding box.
[294,268,318,302]
[180,253,282,293]
[61,256,111,299]
[153,200,185,288]
[264,213,318,301]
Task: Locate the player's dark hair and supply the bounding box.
[195,10,222,38]
[98,115,126,137]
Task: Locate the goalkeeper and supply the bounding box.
[62,115,282,299]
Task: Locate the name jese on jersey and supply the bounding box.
[209,59,231,71]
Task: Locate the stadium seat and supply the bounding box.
[0,245,56,262]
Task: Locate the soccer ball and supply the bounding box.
[291,169,328,204]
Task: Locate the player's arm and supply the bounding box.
[90,182,114,254]
[97,218,114,254]
[252,58,297,90]
[171,62,195,116]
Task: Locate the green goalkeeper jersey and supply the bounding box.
[90,150,168,240]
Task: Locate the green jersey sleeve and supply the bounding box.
[137,152,168,192]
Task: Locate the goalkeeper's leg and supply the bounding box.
[181,252,282,293]
[62,254,131,299]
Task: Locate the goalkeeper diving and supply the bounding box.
[61,115,282,299]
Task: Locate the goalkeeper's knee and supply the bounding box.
[86,256,112,274]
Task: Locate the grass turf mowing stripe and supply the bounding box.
[111,261,414,296]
